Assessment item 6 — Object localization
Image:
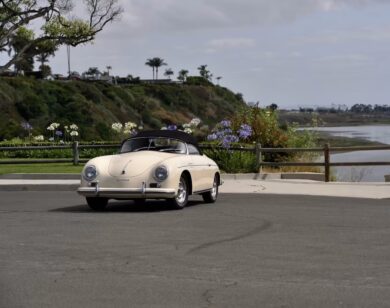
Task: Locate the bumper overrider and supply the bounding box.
[77,182,176,199]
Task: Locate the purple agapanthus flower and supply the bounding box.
[223,128,233,135]
[222,134,239,148]
[207,133,218,141]
[55,130,63,137]
[220,120,231,128]
[167,124,177,131]
[21,121,32,130]
[238,124,252,140]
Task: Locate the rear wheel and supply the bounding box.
[168,175,189,209]
[86,197,108,211]
[202,175,219,203]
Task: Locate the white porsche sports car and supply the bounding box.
[77,130,222,210]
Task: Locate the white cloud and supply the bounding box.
[114,0,386,35]
[293,27,390,45]
[205,38,256,53]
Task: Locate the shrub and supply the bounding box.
[16,93,47,120]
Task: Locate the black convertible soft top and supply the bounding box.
[132,130,201,153]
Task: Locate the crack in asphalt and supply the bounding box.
[201,288,214,307]
[187,219,272,254]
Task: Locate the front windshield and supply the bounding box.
[120,137,187,154]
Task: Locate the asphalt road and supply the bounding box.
[1,192,390,308]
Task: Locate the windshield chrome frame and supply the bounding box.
[120,137,189,155]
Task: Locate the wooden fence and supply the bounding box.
[1,142,390,182]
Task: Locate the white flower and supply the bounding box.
[111,122,123,133]
[184,128,193,134]
[161,127,167,130]
[190,118,201,127]
[70,131,79,137]
[47,122,60,131]
[70,124,78,131]
[49,137,54,141]
[34,135,44,141]
[183,123,191,129]
[64,126,69,132]
[124,121,137,130]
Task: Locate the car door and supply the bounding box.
[186,144,214,192]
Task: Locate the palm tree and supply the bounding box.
[216,76,222,85]
[177,69,189,82]
[152,57,167,80]
[164,68,174,80]
[106,65,112,76]
[145,57,167,80]
[145,58,155,80]
[36,53,49,70]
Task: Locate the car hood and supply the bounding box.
[107,151,175,177]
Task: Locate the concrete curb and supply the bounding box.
[0,183,79,191]
[0,173,80,180]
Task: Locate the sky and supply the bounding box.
[4,0,390,109]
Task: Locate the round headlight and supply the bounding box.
[154,166,168,182]
[84,165,97,181]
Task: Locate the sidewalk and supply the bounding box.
[0,174,389,199]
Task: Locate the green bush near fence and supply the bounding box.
[0,141,119,160]
[203,148,257,173]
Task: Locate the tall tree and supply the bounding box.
[145,58,155,80]
[106,65,112,75]
[177,69,188,82]
[198,64,212,81]
[216,76,222,85]
[164,68,174,80]
[145,57,167,80]
[152,57,167,80]
[10,27,35,73]
[0,0,122,73]
[35,40,58,76]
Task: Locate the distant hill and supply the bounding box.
[0,77,245,140]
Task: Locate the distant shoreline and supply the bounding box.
[314,131,387,148]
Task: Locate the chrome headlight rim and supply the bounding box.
[154,165,169,182]
[83,165,98,182]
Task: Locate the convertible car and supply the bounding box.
[77,130,222,210]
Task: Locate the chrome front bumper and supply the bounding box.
[77,184,176,199]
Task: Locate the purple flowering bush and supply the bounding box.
[207,120,252,149]
[204,120,257,172]
[203,105,317,172]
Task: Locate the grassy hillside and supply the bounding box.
[0,77,245,140]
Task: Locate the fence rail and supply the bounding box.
[1,142,390,182]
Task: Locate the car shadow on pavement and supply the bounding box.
[50,199,205,213]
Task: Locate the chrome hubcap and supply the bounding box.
[176,179,187,205]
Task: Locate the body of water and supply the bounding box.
[307,125,390,182]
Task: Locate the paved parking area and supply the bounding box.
[1,192,390,307]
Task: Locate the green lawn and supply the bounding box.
[0,163,83,174]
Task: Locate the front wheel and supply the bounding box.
[168,175,189,209]
[86,197,108,211]
[202,175,219,203]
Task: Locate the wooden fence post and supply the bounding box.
[324,143,330,182]
[72,141,79,165]
[256,143,262,173]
